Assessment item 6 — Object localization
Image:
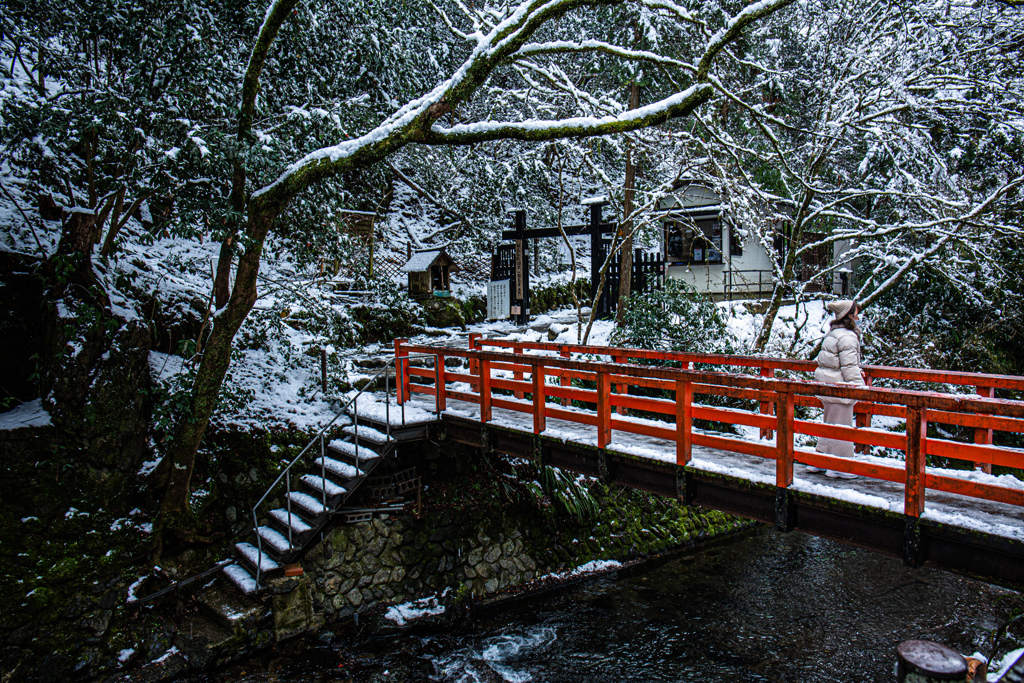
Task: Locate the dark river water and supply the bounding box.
[197,528,1022,682]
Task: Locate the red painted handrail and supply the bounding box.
[394,340,1024,518]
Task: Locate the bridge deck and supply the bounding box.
[360,392,1024,587]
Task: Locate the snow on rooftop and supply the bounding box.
[401,249,443,272]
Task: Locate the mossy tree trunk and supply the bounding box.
[156,206,276,545]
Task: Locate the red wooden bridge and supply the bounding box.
[387,337,1024,587]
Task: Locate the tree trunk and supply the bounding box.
[213,236,233,309]
[752,187,815,352]
[753,255,795,352]
[155,208,275,547]
[615,81,641,325]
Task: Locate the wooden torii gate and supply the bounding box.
[499,200,615,325]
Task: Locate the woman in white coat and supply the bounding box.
[810,300,865,478]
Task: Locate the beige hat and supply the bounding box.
[827,300,856,319]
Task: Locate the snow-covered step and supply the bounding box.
[222,563,257,595]
[342,423,395,445]
[269,508,312,536]
[326,438,378,465]
[300,473,347,497]
[256,525,297,554]
[285,491,330,517]
[315,455,364,480]
[234,542,280,573]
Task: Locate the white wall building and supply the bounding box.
[657,184,857,300]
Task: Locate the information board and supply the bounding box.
[487,280,511,320]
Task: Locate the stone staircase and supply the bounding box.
[222,417,399,595]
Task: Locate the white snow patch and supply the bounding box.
[153,646,181,664]
[384,594,447,626]
[541,559,622,581]
[126,575,148,603]
[989,648,1024,682]
[0,399,52,430]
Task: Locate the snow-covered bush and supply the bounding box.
[867,264,1024,377]
[350,280,423,343]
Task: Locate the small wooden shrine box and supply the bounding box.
[401,248,460,297]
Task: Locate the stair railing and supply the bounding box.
[249,352,432,588]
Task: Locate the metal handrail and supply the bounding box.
[249,352,433,588]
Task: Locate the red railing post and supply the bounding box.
[468,333,481,391]
[513,342,524,399]
[394,338,408,405]
[596,369,611,448]
[560,346,570,406]
[974,386,994,474]
[532,362,546,434]
[480,357,492,423]
[776,388,794,488]
[434,352,446,413]
[614,354,627,415]
[855,371,873,454]
[676,379,692,466]
[905,405,927,517]
[759,367,774,439]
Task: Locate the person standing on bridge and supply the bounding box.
[810,300,865,479]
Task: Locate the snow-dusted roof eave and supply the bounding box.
[401,250,443,272]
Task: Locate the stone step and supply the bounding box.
[300,473,348,499]
[256,525,297,555]
[315,454,365,480]
[285,491,330,517]
[222,563,258,595]
[325,439,378,467]
[342,423,395,445]
[234,542,280,574]
[268,508,312,538]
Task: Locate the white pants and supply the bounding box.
[816,399,856,458]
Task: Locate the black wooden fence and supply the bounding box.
[595,245,665,317]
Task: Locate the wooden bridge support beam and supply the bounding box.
[434,353,446,413]
[855,372,873,453]
[675,465,694,505]
[675,379,692,466]
[759,367,774,439]
[614,354,628,415]
[513,343,524,399]
[904,515,922,568]
[597,370,611,448]
[775,389,794,488]
[559,346,570,406]
[775,488,795,532]
[479,358,492,423]
[974,386,994,474]
[905,406,928,518]
[468,333,481,391]
[394,338,408,404]
[532,365,546,434]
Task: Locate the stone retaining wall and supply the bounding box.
[296,484,746,628]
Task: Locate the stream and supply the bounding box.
[193,527,1022,682]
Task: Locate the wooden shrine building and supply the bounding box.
[402,248,460,297]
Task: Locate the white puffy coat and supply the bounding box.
[814,327,865,387]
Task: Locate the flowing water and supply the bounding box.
[197,528,1022,682]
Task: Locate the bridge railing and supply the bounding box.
[467,337,1024,473]
[394,339,1024,519]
